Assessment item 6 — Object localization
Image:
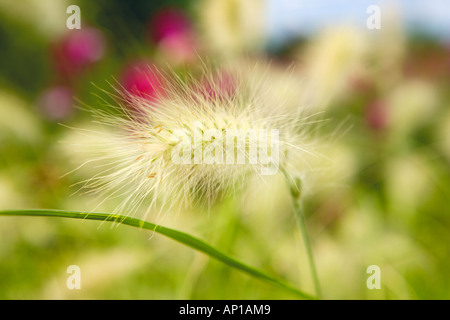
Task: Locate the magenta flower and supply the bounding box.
[52,27,106,76]
[120,61,165,103]
[148,8,192,43]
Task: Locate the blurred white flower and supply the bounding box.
[385,153,433,219]
[0,0,69,39]
[436,107,450,163]
[0,91,43,144]
[386,79,438,141]
[300,26,370,110]
[197,0,266,57]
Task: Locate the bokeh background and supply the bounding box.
[0,0,449,299]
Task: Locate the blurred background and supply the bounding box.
[0,0,449,299]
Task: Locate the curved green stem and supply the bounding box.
[0,209,316,300]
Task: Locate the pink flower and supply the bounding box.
[157,32,197,64]
[120,61,165,103]
[37,86,74,120]
[148,8,197,64]
[52,27,105,76]
[365,100,388,132]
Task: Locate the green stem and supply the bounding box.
[281,169,322,299]
[290,197,322,299]
[0,209,316,300]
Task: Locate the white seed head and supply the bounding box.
[71,64,322,219]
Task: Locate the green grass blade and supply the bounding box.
[0,209,316,300]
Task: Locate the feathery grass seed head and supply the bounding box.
[73,64,321,218]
